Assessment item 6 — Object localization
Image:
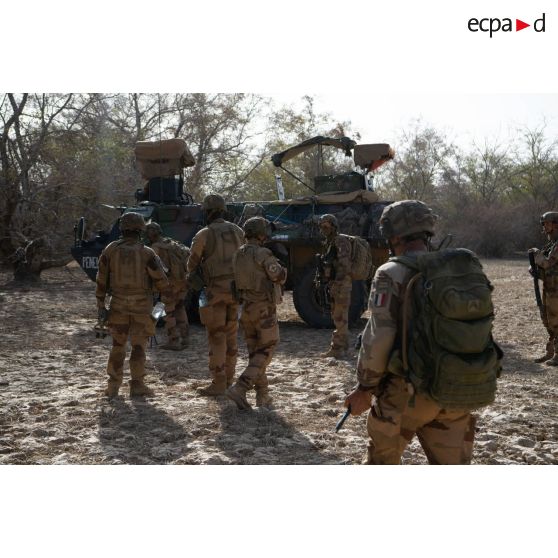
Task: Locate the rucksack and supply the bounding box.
[164,238,190,281]
[392,248,502,410]
[340,234,374,281]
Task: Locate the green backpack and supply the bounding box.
[391,248,502,410]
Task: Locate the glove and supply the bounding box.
[98,307,108,323]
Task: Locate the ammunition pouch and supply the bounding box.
[187,269,205,292]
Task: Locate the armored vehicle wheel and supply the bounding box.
[293,266,368,328]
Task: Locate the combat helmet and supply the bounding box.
[540,212,558,224]
[243,216,270,239]
[379,200,437,239]
[319,214,338,229]
[146,221,163,235]
[202,194,226,212]
[119,212,146,232]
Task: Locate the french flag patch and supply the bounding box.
[373,292,387,307]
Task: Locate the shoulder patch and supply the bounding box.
[372,278,391,308]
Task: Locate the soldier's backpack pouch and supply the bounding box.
[394,248,503,410]
[341,234,374,281]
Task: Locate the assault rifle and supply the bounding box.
[314,254,332,313]
[528,250,543,318]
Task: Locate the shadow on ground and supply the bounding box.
[99,396,191,464]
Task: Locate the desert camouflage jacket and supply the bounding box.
[356,250,424,389]
[322,233,351,283]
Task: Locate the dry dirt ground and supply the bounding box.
[0,259,557,465]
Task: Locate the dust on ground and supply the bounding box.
[0,259,556,465]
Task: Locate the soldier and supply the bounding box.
[530,211,558,365]
[145,222,190,350]
[343,200,484,465]
[187,194,244,395]
[96,212,171,398]
[318,214,352,359]
[226,217,287,410]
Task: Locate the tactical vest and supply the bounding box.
[390,248,502,410]
[106,240,152,294]
[233,244,274,302]
[201,221,243,286]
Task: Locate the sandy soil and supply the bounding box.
[0,259,557,465]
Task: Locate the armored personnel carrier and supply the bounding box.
[72,135,393,327]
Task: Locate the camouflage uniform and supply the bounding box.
[351,200,475,465]
[226,217,287,409]
[187,195,244,394]
[146,223,190,350]
[319,214,352,357]
[96,213,170,397]
[532,212,558,365]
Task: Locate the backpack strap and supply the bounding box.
[401,271,423,374]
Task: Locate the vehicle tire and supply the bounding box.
[293,266,368,328]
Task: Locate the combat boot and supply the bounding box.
[255,387,273,408]
[104,381,121,398]
[226,383,252,411]
[545,356,558,367]
[534,353,553,363]
[197,377,227,396]
[320,347,346,359]
[129,380,155,397]
[160,336,182,351]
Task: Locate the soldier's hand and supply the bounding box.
[528,248,540,254]
[344,388,373,416]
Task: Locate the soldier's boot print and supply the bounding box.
[226,376,253,410]
[197,375,227,396]
[129,379,155,397]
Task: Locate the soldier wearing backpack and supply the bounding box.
[529,211,558,365]
[96,212,172,398]
[318,214,353,359]
[343,200,501,465]
[145,222,191,350]
[226,217,287,410]
[187,194,244,396]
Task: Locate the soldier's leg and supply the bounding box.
[161,295,181,351]
[224,301,239,386]
[253,304,279,407]
[364,375,414,464]
[105,312,130,396]
[175,290,189,347]
[326,280,351,357]
[228,303,278,410]
[128,315,156,396]
[544,298,558,366]
[198,302,228,395]
[534,301,555,362]
[416,408,476,465]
